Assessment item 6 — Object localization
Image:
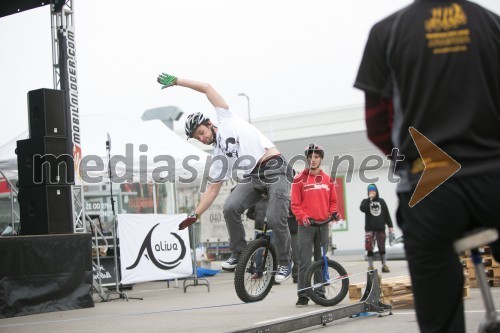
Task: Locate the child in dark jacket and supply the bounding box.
[360,183,393,272]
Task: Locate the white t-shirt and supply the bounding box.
[209,107,275,181]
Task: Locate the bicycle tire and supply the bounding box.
[304,259,349,306]
[234,238,278,302]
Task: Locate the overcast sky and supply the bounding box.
[1,0,500,146]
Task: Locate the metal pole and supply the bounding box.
[246,96,251,124]
[152,182,157,214]
[238,93,251,123]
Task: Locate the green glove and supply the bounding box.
[157,73,177,89]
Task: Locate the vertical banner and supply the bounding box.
[58,26,82,184]
[332,176,348,232]
[117,214,192,284]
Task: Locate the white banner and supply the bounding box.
[117,214,192,284]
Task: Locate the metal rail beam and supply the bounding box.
[230,270,392,333]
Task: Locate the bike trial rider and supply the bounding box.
[157,73,293,283]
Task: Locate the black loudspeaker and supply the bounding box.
[28,88,67,138]
[19,185,73,235]
[16,137,74,187]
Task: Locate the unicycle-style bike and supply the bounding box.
[234,219,277,302]
[234,216,349,304]
[303,217,349,306]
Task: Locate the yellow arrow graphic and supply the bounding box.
[408,127,461,207]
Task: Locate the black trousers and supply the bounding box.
[398,170,500,333]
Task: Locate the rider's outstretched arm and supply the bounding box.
[178,181,223,230]
[157,73,228,109]
[195,181,223,216]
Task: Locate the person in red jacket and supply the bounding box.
[291,144,340,307]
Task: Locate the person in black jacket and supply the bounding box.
[246,198,270,237]
[360,184,393,273]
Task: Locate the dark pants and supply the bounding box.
[398,170,500,333]
[297,225,329,297]
[365,230,386,253]
[291,233,299,279]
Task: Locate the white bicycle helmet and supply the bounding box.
[304,143,325,159]
[185,112,209,138]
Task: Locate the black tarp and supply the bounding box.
[0,233,94,318]
[0,1,49,18]
[0,0,65,19]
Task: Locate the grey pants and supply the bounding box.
[291,233,299,279]
[223,171,292,266]
[297,225,329,297]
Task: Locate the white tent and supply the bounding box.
[0,130,28,180]
[0,114,210,184]
[78,114,210,184]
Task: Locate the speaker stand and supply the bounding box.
[103,134,142,302]
[105,215,142,302]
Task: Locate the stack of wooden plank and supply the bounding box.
[380,276,414,309]
[348,274,471,310]
[348,275,414,309]
[461,246,500,288]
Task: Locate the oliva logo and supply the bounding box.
[126,223,186,270]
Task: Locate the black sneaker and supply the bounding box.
[221,256,238,271]
[246,265,256,274]
[316,293,326,299]
[295,296,309,307]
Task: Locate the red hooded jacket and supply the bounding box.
[291,169,338,226]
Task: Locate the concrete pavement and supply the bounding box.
[0,254,497,333]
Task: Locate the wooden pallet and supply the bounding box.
[380,276,414,309]
[488,266,500,278]
[483,256,500,268]
[464,285,471,298]
[381,293,414,309]
[461,247,500,288]
[348,283,365,299]
[469,277,500,288]
[349,275,470,309]
[483,246,493,256]
[380,276,412,295]
[349,275,414,309]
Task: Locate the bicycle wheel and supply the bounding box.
[234,238,278,302]
[304,259,349,306]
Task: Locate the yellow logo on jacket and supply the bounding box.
[424,3,470,54]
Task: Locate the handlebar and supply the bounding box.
[309,216,334,226]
